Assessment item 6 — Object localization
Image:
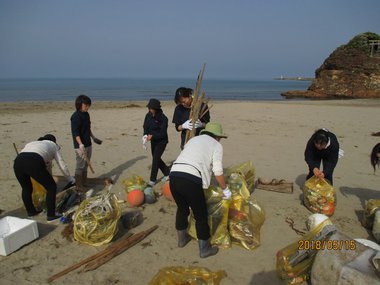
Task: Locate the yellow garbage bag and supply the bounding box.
[188,186,231,248]
[148,266,227,285]
[122,175,146,193]
[31,178,47,210]
[362,199,380,229]
[226,160,256,195]
[228,195,265,250]
[276,218,333,285]
[303,176,336,216]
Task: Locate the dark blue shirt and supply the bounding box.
[70,111,92,148]
[172,103,210,148]
[143,110,169,143]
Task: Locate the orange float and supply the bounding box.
[127,189,144,207]
[162,181,174,201]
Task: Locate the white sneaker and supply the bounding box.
[162,176,169,182]
[148,181,156,187]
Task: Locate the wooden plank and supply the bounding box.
[256,182,293,194]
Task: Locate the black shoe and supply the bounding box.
[47,214,62,222]
[28,209,43,217]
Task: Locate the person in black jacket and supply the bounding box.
[143,98,170,186]
[70,95,102,191]
[304,129,340,185]
[172,87,210,150]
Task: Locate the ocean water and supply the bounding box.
[0,78,311,102]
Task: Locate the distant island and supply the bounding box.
[274,76,314,81]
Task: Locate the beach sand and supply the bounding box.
[1,99,380,284]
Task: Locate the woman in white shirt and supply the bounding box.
[169,122,231,258]
[13,134,75,222]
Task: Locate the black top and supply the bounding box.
[304,131,339,175]
[143,110,169,143]
[172,103,210,148]
[70,111,92,148]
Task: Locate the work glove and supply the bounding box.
[182,119,193,131]
[142,135,148,150]
[194,119,203,129]
[79,144,86,156]
[222,187,232,200]
[93,137,102,145]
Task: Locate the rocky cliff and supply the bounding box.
[282,32,380,99]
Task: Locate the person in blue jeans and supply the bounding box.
[142,98,170,186]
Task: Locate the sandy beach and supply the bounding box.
[1,99,380,284]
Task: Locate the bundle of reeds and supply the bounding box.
[185,63,212,144]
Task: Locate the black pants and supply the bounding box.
[150,141,170,182]
[169,175,210,240]
[307,159,334,185]
[13,153,57,217]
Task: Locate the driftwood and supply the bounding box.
[47,225,158,282]
[255,178,293,194]
[83,225,158,271]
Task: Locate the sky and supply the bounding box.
[0,0,379,80]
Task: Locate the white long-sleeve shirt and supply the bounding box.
[20,140,71,179]
[170,134,224,189]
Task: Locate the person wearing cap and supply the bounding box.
[143,98,170,186]
[13,134,75,221]
[70,94,102,191]
[305,128,340,185]
[169,122,231,258]
[172,87,211,150]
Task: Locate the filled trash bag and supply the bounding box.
[303,176,336,216]
[228,195,265,250]
[31,178,47,210]
[122,175,146,193]
[362,199,380,229]
[226,160,256,195]
[74,192,121,246]
[188,186,231,248]
[276,218,335,285]
[148,266,227,285]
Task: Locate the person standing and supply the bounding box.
[172,87,210,150]
[142,98,170,186]
[169,122,231,258]
[70,95,102,190]
[370,143,380,173]
[305,128,340,185]
[13,134,75,221]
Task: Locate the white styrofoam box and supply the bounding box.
[0,216,39,256]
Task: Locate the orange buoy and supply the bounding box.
[127,189,144,207]
[162,181,174,201]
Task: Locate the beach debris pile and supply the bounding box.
[303,176,336,216]
[188,161,265,250]
[148,266,227,285]
[362,199,380,243]
[123,175,157,206]
[73,191,121,246]
[276,214,336,284]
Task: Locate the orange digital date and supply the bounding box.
[298,239,356,251]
